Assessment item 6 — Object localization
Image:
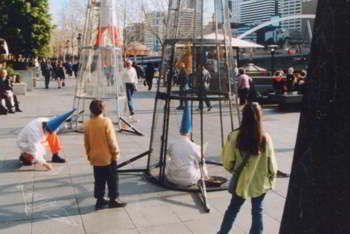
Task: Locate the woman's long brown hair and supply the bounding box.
[236,102,266,156]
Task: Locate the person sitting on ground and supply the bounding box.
[295,70,307,94]
[0,69,22,114]
[286,67,296,93]
[272,70,285,94]
[166,102,208,186]
[16,110,75,170]
[84,100,127,210]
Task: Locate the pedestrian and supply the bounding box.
[41,59,52,89]
[56,62,65,88]
[237,68,252,106]
[197,64,212,111]
[84,100,127,210]
[122,60,138,117]
[176,62,188,110]
[145,63,155,90]
[132,61,144,80]
[217,102,278,234]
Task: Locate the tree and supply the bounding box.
[280,1,350,233]
[53,0,86,60]
[0,0,53,57]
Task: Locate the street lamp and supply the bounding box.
[77,33,82,62]
[268,45,278,75]
[65,40,70,62]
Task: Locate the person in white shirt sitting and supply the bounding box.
[165,102,208,186]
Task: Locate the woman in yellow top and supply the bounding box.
[217,102,278,234]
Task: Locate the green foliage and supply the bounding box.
[0,0,53,57]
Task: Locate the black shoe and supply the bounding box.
[207,106,212,112]
[8,109,15,114]
[176,106,184,110]
[95,198,109,210]
[16,108,22,112]
[52,154,66,163]
[109,199,127,208]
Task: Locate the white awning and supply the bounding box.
[203,33,264,48]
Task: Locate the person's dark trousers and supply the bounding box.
[146,76,153,90]
[125,83,135,115]
[178,84,186,107]
[217,193,266,234]
[238,88,249,105]
[93,163,119,201]
[13,95,21,111]
[198,92,211,109]
[44,75,50,88]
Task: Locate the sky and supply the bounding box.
[49,0,66,23]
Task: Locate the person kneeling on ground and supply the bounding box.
[16,109,75,170]
[165,101,208,186]
[84,99,127,210]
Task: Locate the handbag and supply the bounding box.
[227,152,249,194]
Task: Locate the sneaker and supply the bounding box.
[109,199,127,208]
[95,198,109,210]
[51,154,66,163]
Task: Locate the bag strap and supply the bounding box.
[233,152,250,177]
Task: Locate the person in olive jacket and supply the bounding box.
[217,102,277,234]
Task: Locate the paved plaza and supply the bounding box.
[0,78,300,234]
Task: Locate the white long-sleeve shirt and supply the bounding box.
[122,67,138,84]
[165,136,204,186]
[16,118,49,164]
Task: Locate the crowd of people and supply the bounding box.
[40,59,79,89]
[5,54,281,225]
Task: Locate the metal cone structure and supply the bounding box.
[71,0,125,130]
[145,0,240,211]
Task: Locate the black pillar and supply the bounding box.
[280,1,350,233]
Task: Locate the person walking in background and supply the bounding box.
[84,100,127,210]
[145,63,155,91]
[56,62,65,88]
[197,64,212,111]
[122,60,138,117]
[132,61,144,80]
[41,59,52,89]
[176,62,189,110]
[237,68,252,106]
[217,102,278,234]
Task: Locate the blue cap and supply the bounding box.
[179,101,192,134]
[46,109,76,132]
